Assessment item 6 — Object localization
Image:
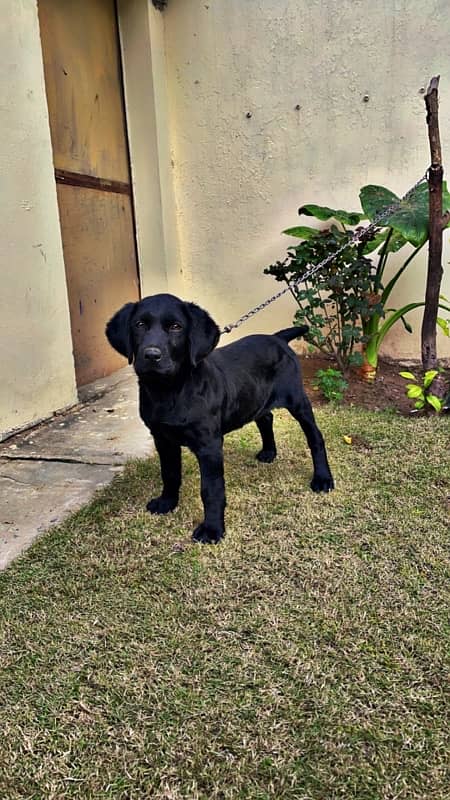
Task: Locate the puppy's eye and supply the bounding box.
[135,320,146,329]
[169,322,182,332]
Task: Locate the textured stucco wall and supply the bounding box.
[162,0,450,359]
[118,0,184,299]
[0,0,76,438]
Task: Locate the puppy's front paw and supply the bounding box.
[146,496,178,514]
[256,448,277,463]
[310,474,334,493]
[192,523,224,545]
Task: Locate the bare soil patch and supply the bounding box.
[301,354,449,415]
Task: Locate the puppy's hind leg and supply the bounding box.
[147,435,181,514]
[287,397,334,492]
[255,412,277,463]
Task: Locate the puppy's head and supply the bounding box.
[106,294,220,378]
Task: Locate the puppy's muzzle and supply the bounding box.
[144,346,163,363]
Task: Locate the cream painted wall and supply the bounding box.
[2,0,448,440]
[118,0,184,299]
[162,0,450,359]
[118,0,168,296]
[0,0,76,439]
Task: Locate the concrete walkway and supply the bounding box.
[0,368,153,570]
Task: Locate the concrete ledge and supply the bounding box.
[0,368,153,570]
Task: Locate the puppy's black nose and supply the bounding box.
[144,346,162,362]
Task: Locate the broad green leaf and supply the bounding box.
[423,369,439,388]
[437,317,450,336]
[360,185,399,221]
[399,371,416,381]
[360,182,450,247]
[406,385,423,399]
[298,204,363,226]
[426,394,443,412]
[414,399,425,409]
[282,225,319,239]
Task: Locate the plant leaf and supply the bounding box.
[399,315,413,333]
[399,371,416,381]
[406,385,424,399]
[360,185,400,220]
[282,225,320,239]
[364,302,425,367]
[423,369,439,388]
[298,204,364,226]
[437,317,450,337]
[426,394,443,412]
[360,182,450,247]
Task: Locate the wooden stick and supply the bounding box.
[421,76,444,372]
[425,76,442,166]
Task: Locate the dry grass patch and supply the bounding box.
[0,408,449,799]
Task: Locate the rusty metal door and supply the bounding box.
[38,0,140,386]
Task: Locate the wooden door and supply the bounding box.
[38,0,140,386]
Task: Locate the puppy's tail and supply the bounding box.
[275,325,309,343]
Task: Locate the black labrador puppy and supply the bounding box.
[106,294,334,543]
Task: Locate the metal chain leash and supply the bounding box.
[220,172,428,335]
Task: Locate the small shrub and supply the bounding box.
[265,183,450,376]
[399,369,444,412]
[313,368,348,404]
[265,227,375,373]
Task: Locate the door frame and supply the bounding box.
[116,0,181,298]
[38,0,142,385]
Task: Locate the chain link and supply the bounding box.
[220,173,428,334]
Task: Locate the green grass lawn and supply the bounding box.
[0,407,449,799]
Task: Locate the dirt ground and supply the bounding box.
[301,354,450,415]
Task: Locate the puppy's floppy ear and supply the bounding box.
[185,302,220,367]
[105,302,136,364]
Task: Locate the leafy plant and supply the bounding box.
[399,369,445,412]
[265,182,450,377]
[358,183,450,373]
[265,224,379,373]
[313,368,348,404]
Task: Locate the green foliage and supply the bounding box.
[265,182,450,373]
[399,369,444,412]
[297,204,364,226]
[437,316,450,336]
[360,181,450,247]
[264,226,379,372]
[313,368,348,404]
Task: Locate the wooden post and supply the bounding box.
[422,77,444,375]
